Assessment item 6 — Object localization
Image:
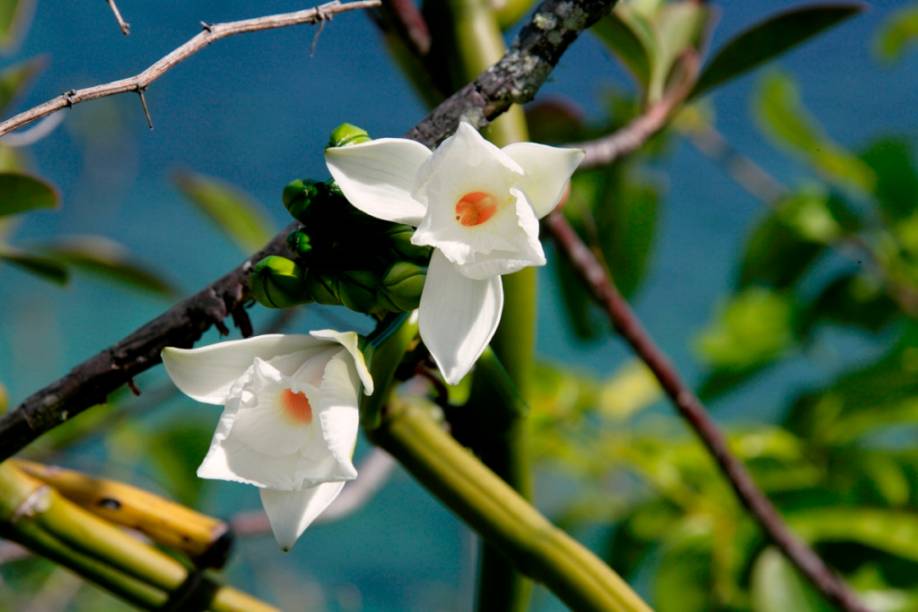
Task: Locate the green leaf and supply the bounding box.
[40,236,176,297]
[595,169,661,298]
[0,0,34,51]
[695,287,794,370]
[0,55,43,115]
[592,9,655,90]
[799,272,898,336]
[859,138,918,223]
[146,418,214,506]
[736,187,860,290]
[653,524,716,612]
[693,3,864,99]
[0,246,67,284]
[874,5,918,63]
[791,509,918,562]
[751,548,832,612]
[650,1,710,102]
[0,172,58,217]
[173,170,275,252]
[754,71,875,193]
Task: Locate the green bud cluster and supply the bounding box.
[249,123,432,316]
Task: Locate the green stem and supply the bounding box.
[0,462,277,612]
[368,400,651,612]
[441,0,536,608]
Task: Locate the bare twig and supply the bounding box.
[106,0,131,36]
[0,0,381,138]
[547,210,867,612]
[575,52,699,170]
[0,112,66,147]
[0,0,616,458]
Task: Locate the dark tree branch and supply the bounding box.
[0,0,617,457]
[406,0,617,147]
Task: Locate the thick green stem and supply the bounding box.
[0,462,277,612]
[441,0,536,607]
[369,400,650,612]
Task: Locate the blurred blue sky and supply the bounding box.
[1,1,916,609]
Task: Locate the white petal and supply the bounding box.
[325,138,431,225]
[260,482,346,550]
[502,142,584,218]
[161,334,325,404]
[419,251,504,385]
[454,188,546,280]
[309,329,374,395]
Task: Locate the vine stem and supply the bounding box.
[369,399,651,612]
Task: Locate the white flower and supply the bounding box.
[161,331,373,550]
[326,122,583,384]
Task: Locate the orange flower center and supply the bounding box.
[280,389,313,424]
[455,191,498,227]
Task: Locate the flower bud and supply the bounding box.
[381,261,426,311]
[282,179,322,224]
[250,256,310,308]
[336,269,381,313]
[327,123,371,148]
[304,270,341,306]
[384,224,432,264]
[286,230,312,257]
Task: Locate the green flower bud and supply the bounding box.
[286,229,312,257]
[304,270,341,305]
[249,256,310,308]
[381,261,426,311]
[337,269,381,313]
[328,123,371,148]
[282,179,322,223]
[384,224,432,263]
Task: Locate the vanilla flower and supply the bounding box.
[326,122,583,383]
[162,331,373,550]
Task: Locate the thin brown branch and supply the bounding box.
[575,52,699,170]
[545,212,868,612]
[382,0,431,56]
[0,0,616,458]
[106,0,131,36]
[0,0,381,138]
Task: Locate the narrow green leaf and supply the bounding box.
[0,172,58,217]
[40,236,176,297]
[874,5,918,63]
[0,0,34,51]
[693,3,865,98]
[751,548,831,612]
[0,55,44,115]
[650,1,711,102]
[0,246,68,284]
[592,11,654,90]
[860,138,918,222]
[754,72,874,192]
[596,177,660,298]
[173,170,275,253]
[791,509,918,562]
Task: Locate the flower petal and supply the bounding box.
[260,482,346,550]
[419,251,503,385]
[309,329,374,395]
[502,142,584,218]
[454,188,546,280]
[161,334,326,404]
[325,138,431,225]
